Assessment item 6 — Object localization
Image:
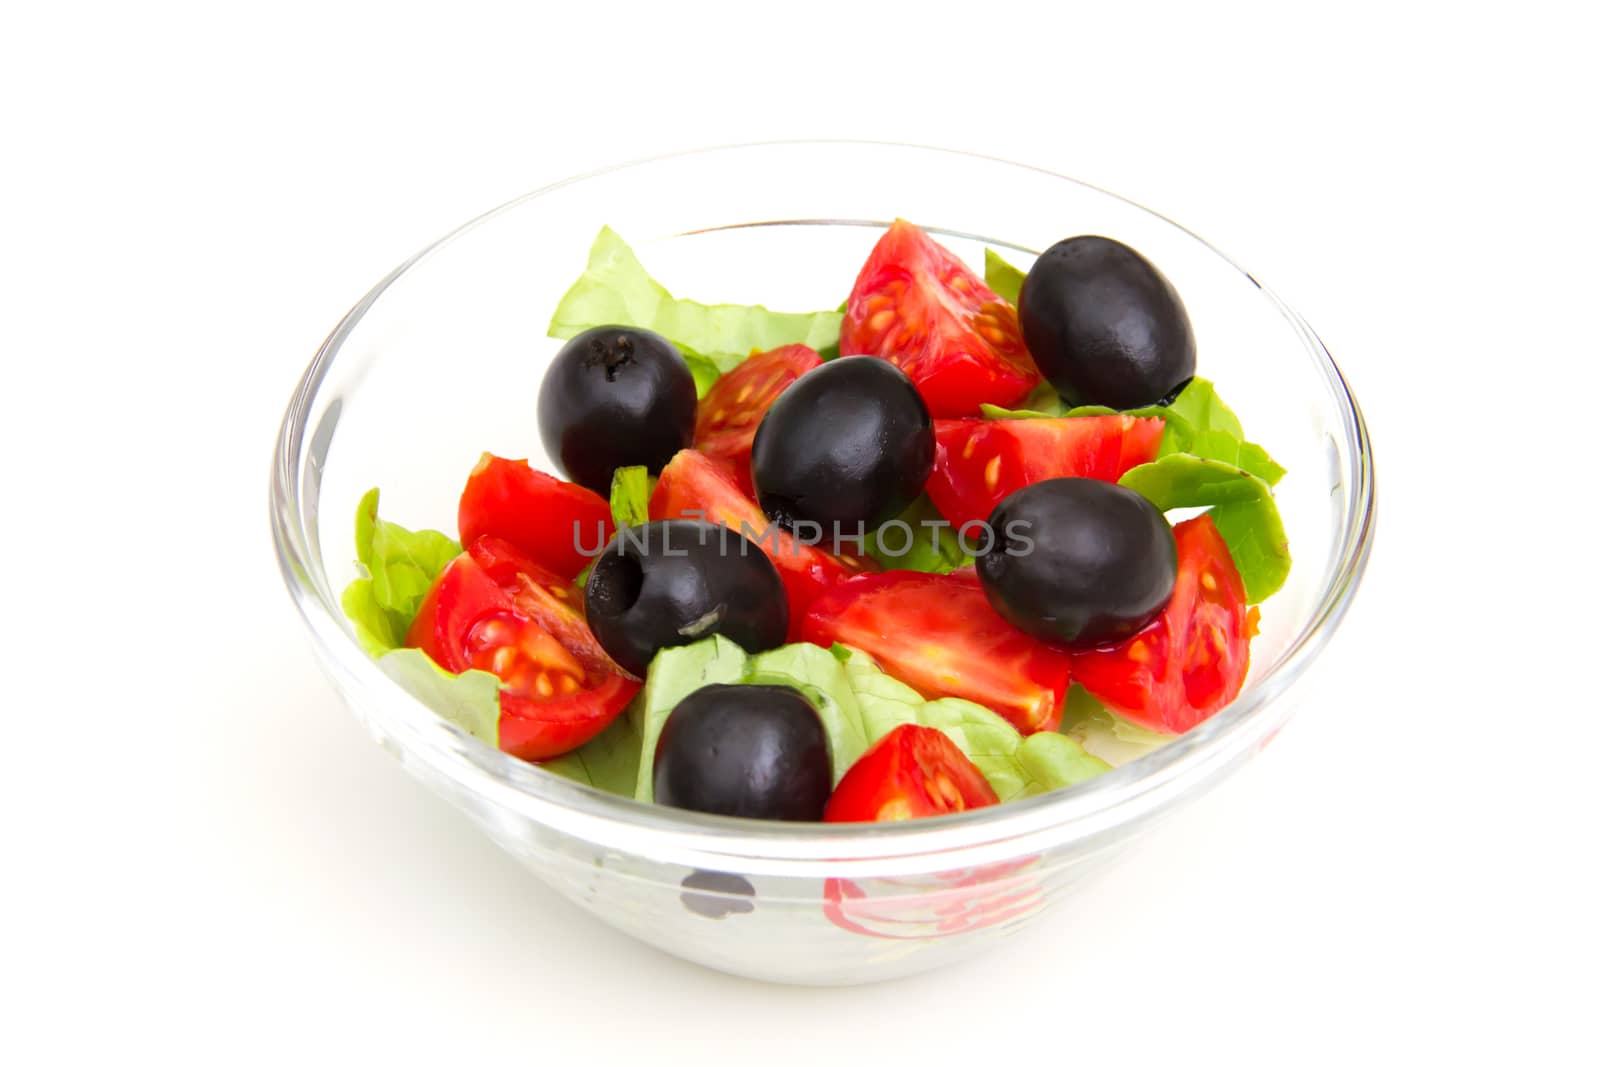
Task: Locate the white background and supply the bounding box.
[4,2,1596,1063]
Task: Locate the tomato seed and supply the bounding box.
[977,322,1011,347]
[876,798,914,821]
[490,646,520,676]
[930,773,964,812]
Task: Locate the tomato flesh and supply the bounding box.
[925,415,1166,530]
[840,219,1040,417]
[649,449,868,637]
[801,570,1071,734]
[825,724,999,823]
[694,344,822,495]
[466,537,599,657]
[458,454,613,581]
[407,537,639,760]
[1070,515,1255,734]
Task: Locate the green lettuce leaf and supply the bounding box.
[979,380,1071,420]
[1064,381,1284,485]
[979,402,1055,420]
[983,248,1028,305]
[833,644,1109,801]
[549,227,843,388]
[376,649,501,747]
[1158,379,1286,484]
[1167,375,1243,436]
[679,345,748,398]
[1236,441,1283,483]
[630,636,751,802]
[541,704,643,795]
[348,488,461,651]
[340,489,503,748]
[1058,684,1172,764]
[683,354,720,396]
[863,494,973,574]
[1118,454,1291,603]
[341,578,401,658]
[919,699,1050,802]
[609,465,651,529]
[745,642,870,785]
[834,645,1029,798]
[838,651,926,738]
[1016,732,1114,795]
[817,299,848,359]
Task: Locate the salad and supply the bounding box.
[342,220,1290,823]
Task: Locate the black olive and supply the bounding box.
[584,519,787,676]
[538,325,697,493]
[1018,236,1196,410]
[750,357,933,532]
[653,684,832,821]
[976,478,1176,648]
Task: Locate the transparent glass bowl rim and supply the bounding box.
[270,140,1375,879]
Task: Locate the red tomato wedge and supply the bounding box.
[694,344,823,494]
[407,537,638,760]
[800,570,1071,734]
[650,449,867,636]
[925,416,1166,530]
[458,454,613,580]
[825,724,999,823]
[840,219,1040,417]
[1071,515,1257,734]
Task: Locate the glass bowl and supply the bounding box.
[271,141,1374,985]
